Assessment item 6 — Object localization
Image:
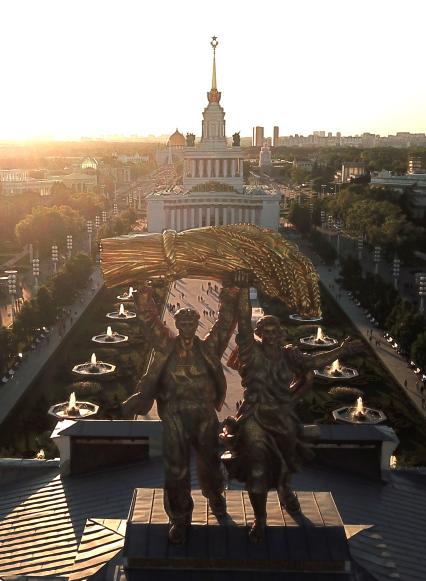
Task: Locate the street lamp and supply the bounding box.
[87,220,93,254]
[95,215,100,230]
[373,246,381,275]
[67,235,73,259]
[129,191,134,207]
[51,244,59,273]
[321,184,326,198]
[419,274,426,313]
[392,257,401,290]
[102,210,107,223]
[5,270,17,323]
[320,210,326,230]
[113,202,118,215]
[357,234,363,261]
[32,258,40,292]
[335,218,342,255]
[327,215,333,241]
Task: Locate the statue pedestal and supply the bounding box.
[123,489,351,579]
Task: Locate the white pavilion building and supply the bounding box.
[147,38,279,233]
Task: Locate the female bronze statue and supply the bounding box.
[223,274,356,542]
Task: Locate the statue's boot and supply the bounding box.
[248,492,267,543]
[208,493,227,516]
[279,488,300,513]
[168,521,189,544]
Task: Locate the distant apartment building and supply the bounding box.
[341,163,367,183]
[408,157,425,175]
[272,126,279,147]
[252,126,264,147]
[293,159,313,172]
[278,131,426,149]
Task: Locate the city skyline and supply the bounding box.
[1,0,426,140]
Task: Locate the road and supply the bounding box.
[0,268,104,426]
[293,233,426,419]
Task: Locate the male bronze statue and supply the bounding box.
[223,273,358,542]
[123,279,239,544]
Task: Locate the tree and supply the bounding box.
[0,327,17,375]
[339,255,363,292]
[35,286,57,327]
[48,271,75,306]
[64,253,92,288]
[288,203,312,234]
[15,205,83,256]
[411,332,426,369]
[13,300,39,343]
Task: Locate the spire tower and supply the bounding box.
[208,36,221,103]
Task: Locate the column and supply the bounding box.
[231,207,236,224]
[238,207,243,223]
[207,207,211,226]
[223,207,228,225]
[231,159,236,177]
[191,159,196,177]
[207,159,212,178]
[215,159,220,178]
[176,207,181,231]
[183,207,188,230]
[171,208,176,229]
[214,207,219,226]
[250,208,255,223]
[239,158,243,177]
[198,207,203,227]
[199,159,204,177]
[191,207,195,228]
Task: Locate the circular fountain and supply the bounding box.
[92,325,128,345]
[117,286,137,301]
[332,396,386,424]
[289,313,323,323]
[300,327,338,349]
[72,352,116,379]
[106,303,136,321]
[314,358,359,380]
[48,391,99,420]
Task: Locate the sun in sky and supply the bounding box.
[1,0,426,140]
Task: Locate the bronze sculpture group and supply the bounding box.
[123,270,356,544]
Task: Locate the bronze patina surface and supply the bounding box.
[222,277,356,542]
[100,224,321,317]
[123,279,239,544]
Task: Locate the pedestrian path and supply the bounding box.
[317,265,425,418]
[0,268,104,426]
[294,234,426,419]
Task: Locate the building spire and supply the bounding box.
[211,36,218,90]
[207,36,221,103]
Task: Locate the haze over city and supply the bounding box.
[2,0,426,140]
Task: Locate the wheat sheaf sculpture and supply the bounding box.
[101,224,321,317]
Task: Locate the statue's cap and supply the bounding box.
[174,308,200,322]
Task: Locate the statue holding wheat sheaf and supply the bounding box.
[100,224,326,544]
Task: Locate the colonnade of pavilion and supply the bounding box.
[164,204,260,231]
[184,158,243,179]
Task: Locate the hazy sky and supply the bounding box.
[1,0,426,140]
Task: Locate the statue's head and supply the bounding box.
[255,315,282,346]
[174,308,200,339]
